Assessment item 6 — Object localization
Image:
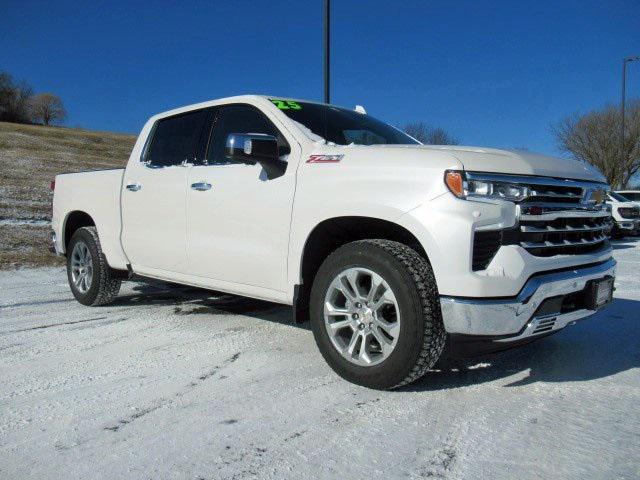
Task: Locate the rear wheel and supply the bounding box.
[67,227,122,306]
[310,239,446,389]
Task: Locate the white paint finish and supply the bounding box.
[422,145,606,183]
[121,163,190,273]
[285,143,464,297]
[185,161,295,292]
[52,94,615,304]
[1,239,638,479]
[398,197,614,297]
[182,98,302,293]
[51,169,129,270]
[607,195,640,223]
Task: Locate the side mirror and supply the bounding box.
[225,133,286,179]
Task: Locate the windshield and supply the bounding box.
[610,192,630,202]
[619,192,640,201]
[269,99,419,146]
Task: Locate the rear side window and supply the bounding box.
[145,109,208,166]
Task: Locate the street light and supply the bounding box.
[621,56,639,173]
[324,0,330,104]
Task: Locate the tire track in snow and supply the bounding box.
[103,352,242,432]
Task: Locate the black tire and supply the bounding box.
[310,239,446,390]
[66,226,122,306]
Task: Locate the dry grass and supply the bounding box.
[0,224,60,269]
[0,121,136,269]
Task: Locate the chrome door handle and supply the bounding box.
[191,182,212,191]
[126,182,142,192]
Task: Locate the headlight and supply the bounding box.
[445,170,530,201]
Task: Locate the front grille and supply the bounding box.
[618,207,640,219]
[518,205,611,257]
[470,175,611,269]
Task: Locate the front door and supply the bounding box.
[121,109,208,274]
[186,104,298,292]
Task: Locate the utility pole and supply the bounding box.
[324,0,330,104]
[621,56,639,177]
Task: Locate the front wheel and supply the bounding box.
[67,226,122,306]
[310,239,446,390]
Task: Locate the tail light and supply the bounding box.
[50,179,55,191]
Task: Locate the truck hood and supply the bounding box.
[418,145,607,183]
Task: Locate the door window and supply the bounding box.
[205,105,289,165]
[145,109,208,166]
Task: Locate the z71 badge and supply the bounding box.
[307,154,344,163]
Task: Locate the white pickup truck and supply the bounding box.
[607,192,640,237]
[52,95,616,389]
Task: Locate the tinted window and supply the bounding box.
[206,105,289,164]
[146,109,208,166]
[610,192,630,202]
[269,99,419,146]
[621,192,640,201]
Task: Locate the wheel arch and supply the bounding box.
[292,215,429,323]
[63,210,96,252]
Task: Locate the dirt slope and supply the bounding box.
[0,121,136,268]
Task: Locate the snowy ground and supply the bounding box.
[1,241,639,480]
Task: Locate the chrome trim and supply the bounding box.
[465,172,608,191]
[494,308,596,342]
[50,230,63,256]
[528,189,582,199]
[520,234,608,249]
[520,223,607,233]
[190,182,212,191]
[519,202,604,212]
[440,258,616,338]
[462,173,609,222]
[520,209,610,221]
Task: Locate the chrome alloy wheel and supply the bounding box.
[323,267,401,366]
[70,241,93,293]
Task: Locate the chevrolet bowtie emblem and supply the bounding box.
[583,188,605,205]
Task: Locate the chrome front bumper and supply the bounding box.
[440,258,616,342]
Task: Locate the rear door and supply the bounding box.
[121,109,208,274]
[185,104,298,292]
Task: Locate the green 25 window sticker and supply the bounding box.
[270,99,302,110]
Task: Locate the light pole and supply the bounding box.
[324,0,330,104]
[621,56,639,173]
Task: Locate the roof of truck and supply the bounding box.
[149,95,351,121]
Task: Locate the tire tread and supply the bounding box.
[349,239,445,389]
[71,227,121,306]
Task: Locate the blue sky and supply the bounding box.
[2,0,639,155]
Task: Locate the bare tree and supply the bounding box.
[554,100,640,189]
[404,122,458,145]
[29,93,67,126]
[0,72,33,123]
